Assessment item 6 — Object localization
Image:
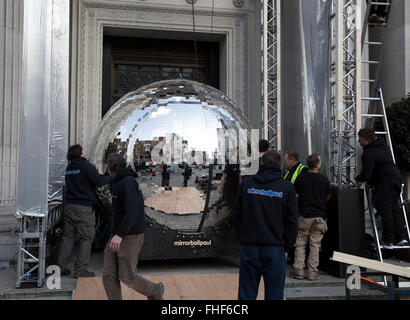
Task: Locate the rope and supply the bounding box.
[191,2,200,82]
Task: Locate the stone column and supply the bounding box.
[0,0,22,231]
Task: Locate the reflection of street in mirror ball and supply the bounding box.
[90,80,252,259]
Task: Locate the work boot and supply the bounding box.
[368,13,378,23]
[380,240,394,250]
[57,265,71,277]
[75,270,95,278]
[289,269,304,280]
[307,272,320,281]
[395,239,409,247]
[61,268,71,277]
[148,282,164,300]
[376,16,386,24]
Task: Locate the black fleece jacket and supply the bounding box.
[355,137,402,186]
[111,167,145,237]
[232,163,299,252]
[65,157,111,207]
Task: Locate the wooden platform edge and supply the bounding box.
[331,251,410,278]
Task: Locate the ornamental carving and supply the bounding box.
[233,0,244,8]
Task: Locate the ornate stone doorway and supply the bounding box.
[102,36,219,116]
[70,0,254,151]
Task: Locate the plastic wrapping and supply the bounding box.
[299,0,331,172]
[47,0,70,202]
[16,0,69,217]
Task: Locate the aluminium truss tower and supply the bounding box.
[329,0,362,187]
[261,0,281,151]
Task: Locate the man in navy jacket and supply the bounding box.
[102,153,164,300]
[57,144,111,277]
[355,128,408,249]
[232,150,299,300]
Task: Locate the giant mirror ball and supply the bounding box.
[90,79,254,231]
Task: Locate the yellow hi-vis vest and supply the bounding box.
[284,163,306,184]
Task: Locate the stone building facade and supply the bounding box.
[0,0,409,261]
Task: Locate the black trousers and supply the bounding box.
[183,176,189,187]
[373,182,407,244]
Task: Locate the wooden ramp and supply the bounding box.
[331,251,410,278]
[72,274,265,300]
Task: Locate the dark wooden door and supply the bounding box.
[102,36,219,117]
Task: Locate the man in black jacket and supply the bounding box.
[232,151,299,300]
[161,161,171,188]
[57,144,111,277]
[182,162,192,187]
[355,128,408,249]
[102,153,164,300]
[290,154,330,281]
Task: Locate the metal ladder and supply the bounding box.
[361,0,391,117]
[361,86,410,262]
[360,1,410,262]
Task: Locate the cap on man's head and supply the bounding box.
[358,128,376,141]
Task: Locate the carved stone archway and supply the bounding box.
[70,1,252,151]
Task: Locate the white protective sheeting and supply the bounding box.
[16,0,69,217]
[299,0,331,171]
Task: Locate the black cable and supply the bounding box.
[191,1,200,82]
[210,0,215,42]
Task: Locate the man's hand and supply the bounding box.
[109,235,123,252]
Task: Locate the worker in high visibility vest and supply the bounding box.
[283,150,307,268]
[283,150,307,184]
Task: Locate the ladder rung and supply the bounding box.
[362,60,379,64]
[362,79,375,83]
[361,114,384,118]
[362,97,381,101]
[375,131,387,134]
[370,2,391,6]
[368,23,387,27]
[364,41,382,46]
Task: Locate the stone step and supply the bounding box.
[2,294,72,300]
[285,285,346,300]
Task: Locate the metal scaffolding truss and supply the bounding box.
[261,0,281,151]
[16,205,62,288]
[329,0,362,187]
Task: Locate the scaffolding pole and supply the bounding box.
[261,0,281,151]
[329,0,362,187]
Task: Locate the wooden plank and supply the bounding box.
[331,251,410,278]
[73,274,266,300]
[72,277,107,300]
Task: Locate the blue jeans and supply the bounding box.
[238,244,286,300]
